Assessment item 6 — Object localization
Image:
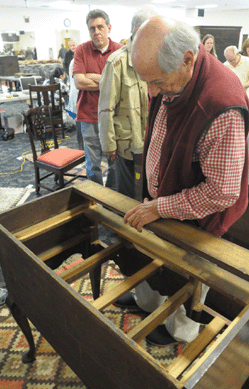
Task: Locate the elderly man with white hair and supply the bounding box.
[114,17,249,346]
[224,45,249,96]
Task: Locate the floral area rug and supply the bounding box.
[0,258,186,388]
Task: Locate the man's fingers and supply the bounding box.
[124,209,134,224]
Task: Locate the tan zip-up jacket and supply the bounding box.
[98,38,148,160]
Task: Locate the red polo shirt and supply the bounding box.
[73,38,122,123]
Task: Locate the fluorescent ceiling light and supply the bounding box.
[195,3,218,8]
[50,1,83,10]
[152,0,176,3]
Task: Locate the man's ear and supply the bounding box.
[183,50,195,70]
[108,24,112,34]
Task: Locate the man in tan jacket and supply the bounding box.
[98,8,157,198]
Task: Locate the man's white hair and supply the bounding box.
[131,7,158,39]
[224,45,239,56]
[157,20,200,73]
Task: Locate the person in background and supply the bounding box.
[64,39,77,77]
[202,34,217,58]
[241,38,249,57]
[25,47,33,60]
[116,16,249,346]
[73,9,122,188]
[68,58,84,150]
[224,45,249,96]
[58,44,67,61]
[3,46,11,55]
[33,47,37,60]
[98,7,157,199]
[43,66,69,106]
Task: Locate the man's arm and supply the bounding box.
[74,73,101,91]
[72,45,101,91]
[125,110,246,231]
[98,60,121,159]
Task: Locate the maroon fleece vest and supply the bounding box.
[143,44,249,236]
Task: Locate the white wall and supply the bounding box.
[0,5,91,59]
[0,4,249,59]
[185,8,249,48]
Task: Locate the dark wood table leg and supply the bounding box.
[6,296,36,363]
[90,264,102,300]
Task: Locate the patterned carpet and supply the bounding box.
[0,259,186,388]
[0,187,35,213]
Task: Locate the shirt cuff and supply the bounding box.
[157,193,185,220]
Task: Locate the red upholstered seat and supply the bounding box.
[37,149,85,167]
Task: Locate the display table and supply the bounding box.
[0,181,249,388]
[0,91,30,103]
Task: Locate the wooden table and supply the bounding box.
[0,181,249,389]
[0,91,30,104]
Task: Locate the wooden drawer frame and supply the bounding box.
[0,180,249,388]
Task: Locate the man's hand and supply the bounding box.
[86,73,101,84]
[106,150,116,161]
[124,198,160,232]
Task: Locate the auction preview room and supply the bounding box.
[0,4,249,61]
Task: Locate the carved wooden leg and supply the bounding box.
[58,173,64,188]
[6,297,36,363]
[34,165,40,193]
[188,279,202,319]
[90,264,102,300]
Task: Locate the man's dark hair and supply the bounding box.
[86,9,110,27]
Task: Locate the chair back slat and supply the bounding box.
[22,105,59,160]
[29,84,64,138]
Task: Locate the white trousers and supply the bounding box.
[134,281,210,343]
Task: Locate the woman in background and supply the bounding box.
[242,38,249,57]
[202,34,217,58]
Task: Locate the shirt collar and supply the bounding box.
[91,38,111,53]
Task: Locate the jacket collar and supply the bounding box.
[127,37,133,67]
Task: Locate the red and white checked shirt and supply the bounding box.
[146,96,246,220]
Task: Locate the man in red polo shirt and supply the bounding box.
[73,9,122,188]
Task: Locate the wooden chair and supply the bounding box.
[29,83,65,138]
[22,105,86,193]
